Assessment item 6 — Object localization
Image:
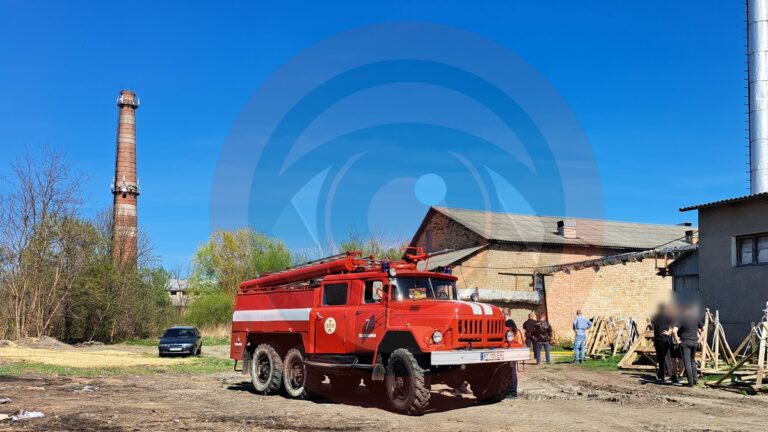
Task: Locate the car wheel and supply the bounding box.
[250,344,283,395]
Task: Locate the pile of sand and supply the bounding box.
[17,336,72,350]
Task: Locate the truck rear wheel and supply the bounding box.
[470,362,515,403]
[282,348,315,399]
[251,344,283,395]
[385,349,430,415]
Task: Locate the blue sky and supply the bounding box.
[0,1,747,270]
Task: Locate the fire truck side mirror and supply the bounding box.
[372,281,384,302]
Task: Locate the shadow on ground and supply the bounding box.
[226,379,516,415]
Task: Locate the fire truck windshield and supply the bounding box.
[390,277,457,301]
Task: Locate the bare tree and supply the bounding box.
[0,149,86,339]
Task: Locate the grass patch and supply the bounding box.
[123,336,230,347]
[201,336,230,346]
[0,356,233,378]
[576,355,623,370]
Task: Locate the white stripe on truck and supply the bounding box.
[232,308,311,322]
[477,303,494,315]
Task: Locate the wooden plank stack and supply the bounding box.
[617,329,657,370]
[585,316,640,359]
[698,309,736,373]
[708,303,768,393]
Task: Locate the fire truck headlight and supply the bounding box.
[387,268,397,277]
[505,330,514,342]
[432,330,443,344]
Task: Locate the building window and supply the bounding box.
[498,273,535,291]
[737,234,768,266]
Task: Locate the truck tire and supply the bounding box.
[282,348,315,399]
[251,344,283,395]
[385,348,430,414]
[470,362,515,403]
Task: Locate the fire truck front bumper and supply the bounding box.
[430,347,531,366]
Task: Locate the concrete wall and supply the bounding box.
[698,198,768,343]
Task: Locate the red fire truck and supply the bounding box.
[230,248,529,414]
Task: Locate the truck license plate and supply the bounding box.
[481,351,503,362]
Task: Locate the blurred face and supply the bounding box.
[529,313,536,320]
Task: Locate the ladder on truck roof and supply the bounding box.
[239,251,370,292]
[262,251,364,277]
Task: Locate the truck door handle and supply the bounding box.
[315,312,323,320]
[355,310,362,315]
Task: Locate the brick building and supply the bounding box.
[410,207,695,341]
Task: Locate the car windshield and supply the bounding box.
[390,277,457,301]
[162,328,196,338]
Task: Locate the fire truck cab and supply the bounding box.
[230,248,529,414]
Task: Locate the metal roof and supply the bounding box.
[426,246,486,270]
[430,207,695,250]
[679,191,768,212]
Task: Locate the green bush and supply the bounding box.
[184,291,233,327]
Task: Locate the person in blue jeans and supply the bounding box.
[572,309,593,363]
[534,314,553,364]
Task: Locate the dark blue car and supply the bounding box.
[158,326,202,357]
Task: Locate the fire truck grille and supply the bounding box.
[457,318,505,343]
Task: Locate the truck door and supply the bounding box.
[355,280,386,353]
[314,282,350,354]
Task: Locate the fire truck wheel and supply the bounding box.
[251,344,283,395]
[470,362,514,404]
[282,348,314,399]
[385,349,430,415]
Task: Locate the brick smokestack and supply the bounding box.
[112,90,140,264]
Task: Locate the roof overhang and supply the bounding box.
[680,191,768,212]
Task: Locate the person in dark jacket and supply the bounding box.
[650,303,673,382]
[523,312,538,351]
[534,313,553,364]
[672,304,703,387]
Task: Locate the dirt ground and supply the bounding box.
[1,344,767,431]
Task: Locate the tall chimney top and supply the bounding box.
[117,90,140,108]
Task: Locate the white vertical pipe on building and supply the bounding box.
[749,0,768,193]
